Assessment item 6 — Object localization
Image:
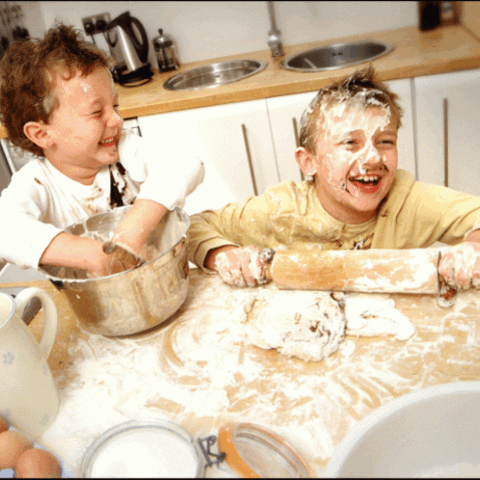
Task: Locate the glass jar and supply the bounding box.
[81,419,202,478]
[81,419,312,478]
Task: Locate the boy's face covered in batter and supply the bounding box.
[40,66,124,184]
[296,98,398,224]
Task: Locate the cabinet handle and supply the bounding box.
[292,117,305,181]
[443,98,449,187]
[241,124,258,196]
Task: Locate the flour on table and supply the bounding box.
[241,288,415,361]
[242,290,347,362]
[38,271,479,477]
[344,294,416,341]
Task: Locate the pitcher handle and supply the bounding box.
[15,287,58,358]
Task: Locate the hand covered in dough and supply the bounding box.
[101,241,145,276]
[438,242,480,290]
[213,245,274,287]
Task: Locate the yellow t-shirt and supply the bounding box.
[188,169,480,271]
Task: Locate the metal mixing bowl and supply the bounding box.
[41,206,190,337]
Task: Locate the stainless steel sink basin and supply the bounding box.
[281,40,394,73]
[163,59,268,91]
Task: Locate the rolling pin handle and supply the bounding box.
[437,249,457,308]
[262,248,275,283]
[260,248,275,263]
[436,249,457,307]
[266,264,273,282]
[438,283,457,308]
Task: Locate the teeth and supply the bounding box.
[100,137,114,145]
[354,175,379,182]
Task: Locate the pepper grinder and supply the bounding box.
[153,29,179,72]
[418,1,441,31]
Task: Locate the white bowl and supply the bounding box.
[325,381,480,478]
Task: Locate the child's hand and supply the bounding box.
[438,242,480,289]
[112,200,169,258]
[101,241,145,275]
[212,245,274,287]
[83,249,118,278]
[39,233,124,278]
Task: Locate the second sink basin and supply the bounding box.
[163,59,268,91]
[281,40,394,73]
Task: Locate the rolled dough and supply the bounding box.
[242,290,347,362]
[242,289,416,362]
[344,294,416,341]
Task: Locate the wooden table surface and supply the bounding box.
[3,269,480,476]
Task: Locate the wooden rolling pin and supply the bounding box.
[266,248,442,294]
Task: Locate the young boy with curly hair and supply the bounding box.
[187,66,480,291]
[0,24,204,277]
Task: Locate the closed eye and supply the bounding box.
[378,138,397,147]
[339,139,362,152]
[339,139,356,146]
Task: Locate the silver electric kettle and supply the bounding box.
[105,11,153,86]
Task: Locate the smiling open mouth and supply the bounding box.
[349,175,380,186]
[99,137,115,146]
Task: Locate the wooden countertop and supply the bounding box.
[1,24,480,140]
[4,270,480,476]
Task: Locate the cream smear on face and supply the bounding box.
[318,90,392,194]
[47,67,123,181]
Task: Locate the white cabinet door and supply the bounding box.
[388,79,417,177]
[266,91,317,183]
[414,69,480,195]
[137,100,278,215]
[266,79,417,182]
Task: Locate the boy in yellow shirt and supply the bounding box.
[187,66,480,290]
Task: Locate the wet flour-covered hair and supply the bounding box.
[0,23,114,157]
[299,65,403,154]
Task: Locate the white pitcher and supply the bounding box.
[0,287,59,438]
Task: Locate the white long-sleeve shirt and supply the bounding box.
[0,129,205,269]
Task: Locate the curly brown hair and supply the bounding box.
[299,65,403,155]
[0,23,114,157]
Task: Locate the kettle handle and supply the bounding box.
[129,16,149,63]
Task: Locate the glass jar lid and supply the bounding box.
[81,419,203,478]
[217,422,312,478]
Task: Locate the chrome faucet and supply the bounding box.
[266,1,284,57]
